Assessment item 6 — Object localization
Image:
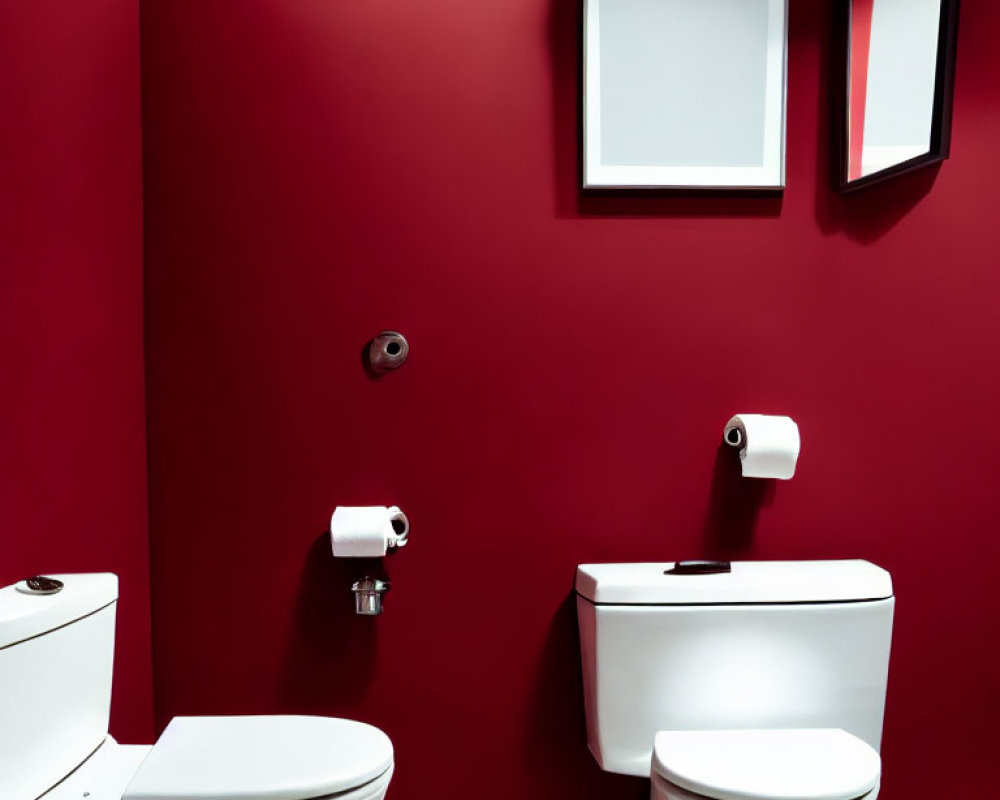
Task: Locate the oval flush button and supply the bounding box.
[665,561,732,575]
[16,576,65,595]
[369,331,409,373]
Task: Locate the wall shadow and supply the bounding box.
[546,0,783,221]
[546,0,578,219]
[360,340,382,380]
[578,190,784,220]
[701,445,775,557]
[524,591,649,800]
[813,0,940,243]
[280,533,386,711]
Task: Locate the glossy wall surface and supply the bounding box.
[0,0,153,742]
[141,1,1000,798]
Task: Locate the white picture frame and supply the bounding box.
[583,0,788,190]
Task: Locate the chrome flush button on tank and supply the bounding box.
[352,577,390,615]
[368,331,409,373]
[16,576,64,595]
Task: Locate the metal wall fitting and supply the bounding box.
[369,331,409,373]
[352,576,390,615]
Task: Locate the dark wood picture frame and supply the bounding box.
[839,0,960,192]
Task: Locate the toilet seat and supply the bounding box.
[652,729,881,800]
[122,716,394,800]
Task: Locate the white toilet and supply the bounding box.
[0,574,394,800]
[576,560,894,800]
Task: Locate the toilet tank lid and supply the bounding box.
[0,573,118,648]
[575,561,892,605]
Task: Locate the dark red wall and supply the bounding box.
[141,1,1000,797]
[0,1,153,742]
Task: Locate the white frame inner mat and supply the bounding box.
[583,0,788,190]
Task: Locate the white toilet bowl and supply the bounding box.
[0,574,395,800]
[649,729,881,800]
[46,716,394,800]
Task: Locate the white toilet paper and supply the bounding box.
[723,414,801,480]
[330,506,409,557]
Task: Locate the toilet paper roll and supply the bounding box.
[330,506,409,557]
[723,414,801,480]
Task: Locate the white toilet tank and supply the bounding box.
[0,574,118,800]
[576,561,894,777]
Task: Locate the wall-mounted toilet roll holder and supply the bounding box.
[723,414,801,480]
[330,506,409,558]
[330,506,409,615]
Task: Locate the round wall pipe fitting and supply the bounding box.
[369,331,409,373]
